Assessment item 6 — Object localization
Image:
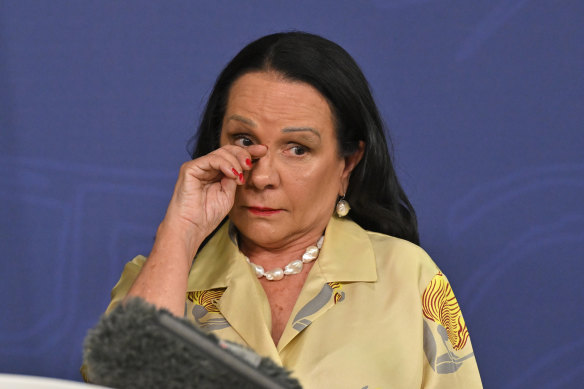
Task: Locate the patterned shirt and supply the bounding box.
[106,217,482,388]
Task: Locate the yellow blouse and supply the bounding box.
[106,217,482,388]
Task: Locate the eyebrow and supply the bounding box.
[282,127,321,139]
[226,114,321,139]
[226,114,257,127]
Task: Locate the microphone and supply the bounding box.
[83,297,302,389]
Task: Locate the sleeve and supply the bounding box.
[420,272,483,388]
[105,255,148,314]
[81,255,148,382]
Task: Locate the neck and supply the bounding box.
[238,230,324,269]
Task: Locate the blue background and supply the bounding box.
[1,1,583,387]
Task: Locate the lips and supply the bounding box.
[246,206,283,216]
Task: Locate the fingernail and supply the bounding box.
[245,158,252,166]
[239,173,245,183]
[231,168,239,176]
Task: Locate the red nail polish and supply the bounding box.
[232,168,239,176]
[245,158,252,166]
[239,173,244,183]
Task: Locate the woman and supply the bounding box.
[104,32,482,387]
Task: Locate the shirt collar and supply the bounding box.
[316,216,377,283]
[187,216,377,292]
[187,221,241,291]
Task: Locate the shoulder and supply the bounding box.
[105,255,147,314]
[364,228,442,293]
[329,217,440,283]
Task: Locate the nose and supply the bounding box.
[247,150,280,190]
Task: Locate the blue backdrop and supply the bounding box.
[1,1,583,387]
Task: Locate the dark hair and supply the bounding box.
[189,31,419,245]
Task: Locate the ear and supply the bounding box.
[339,141,365,195]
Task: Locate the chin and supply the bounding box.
[231,217,287,246]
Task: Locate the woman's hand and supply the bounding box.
[160,144,267,259]
[126,144,267,316]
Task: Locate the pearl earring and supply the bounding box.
[335,196,350,217]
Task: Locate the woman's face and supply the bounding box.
[220,71,356,249]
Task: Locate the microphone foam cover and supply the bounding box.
[83,297,302,389]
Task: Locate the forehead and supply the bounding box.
[224,72,335,131]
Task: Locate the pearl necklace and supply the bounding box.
[245,236,324,281]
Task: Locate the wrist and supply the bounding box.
[153,218,205,266]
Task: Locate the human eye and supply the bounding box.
[233,134,255,147]
[286,144,309,157]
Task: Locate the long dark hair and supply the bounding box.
[189,32,419,245]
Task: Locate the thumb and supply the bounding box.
[220,175,239,202]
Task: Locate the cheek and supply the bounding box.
[218,130,228,147]
[287,159,344,199]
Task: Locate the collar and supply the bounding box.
[314,216,378,283]
[187,216,377,292]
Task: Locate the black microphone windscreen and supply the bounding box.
[83,297,302,389]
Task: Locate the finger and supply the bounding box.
[181,154,240,186]
[220,174,238,198]
[212,145,251,172]
[247,144,268,160]
[206,148,247,183]
[215,144,268,171]
[203,153,245,184]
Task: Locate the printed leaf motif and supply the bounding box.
[422,273,469,350]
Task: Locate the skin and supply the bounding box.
[128,71,364,345]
